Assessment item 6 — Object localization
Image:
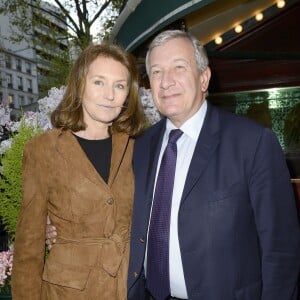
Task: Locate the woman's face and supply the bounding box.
[82,56,130,128]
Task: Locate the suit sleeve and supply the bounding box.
[11,142,48,300]
[248,128,300,300]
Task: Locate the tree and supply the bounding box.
[0,0,127,94]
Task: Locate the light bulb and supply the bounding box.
[215,36,223,45]
[234,25,243,33]
[255,13,263,21]
[277,1,285,8]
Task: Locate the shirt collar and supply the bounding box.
[165,100,207,142]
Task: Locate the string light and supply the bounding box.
[234,25,243,33]
[215,36,223,45]
[255,12,264,21]
[210,2,285,46]
[277,1,285,8]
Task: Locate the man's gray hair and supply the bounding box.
[145,30,209,75]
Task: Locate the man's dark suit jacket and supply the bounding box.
[128,103,300,300]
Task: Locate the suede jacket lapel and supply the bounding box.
[55,130,130,189]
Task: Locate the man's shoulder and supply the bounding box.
[211,104,266,133]
[136,119,165,142]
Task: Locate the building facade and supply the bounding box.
[0,0,68,117]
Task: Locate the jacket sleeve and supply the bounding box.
[11,142,48,300]
[248,128,300,300]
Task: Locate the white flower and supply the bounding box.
[0,105,11,126]
[139,87,162,125]
[0,86,65,153]
[37,86,65,130]
[0,139,12,155]
[0,248,13,287]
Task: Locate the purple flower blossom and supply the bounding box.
[139,87,162,125]
[0,247,13,287]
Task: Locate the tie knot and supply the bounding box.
[168,129,183,144]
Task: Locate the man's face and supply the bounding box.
[148,37,210,127]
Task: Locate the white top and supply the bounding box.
[146,101,207,298]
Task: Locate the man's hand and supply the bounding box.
[46,215,57,250]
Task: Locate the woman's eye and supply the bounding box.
[116,84,125,89]
[94,80,103,85]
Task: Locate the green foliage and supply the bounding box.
[0,121,41,242]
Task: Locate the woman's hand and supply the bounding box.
[45,215,57,250]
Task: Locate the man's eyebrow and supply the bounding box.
[173,58,190,64]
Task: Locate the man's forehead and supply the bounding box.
[150,57,190,68]
[150,38,193,59]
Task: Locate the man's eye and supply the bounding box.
[152,70,161,76]
[175,65,186,71]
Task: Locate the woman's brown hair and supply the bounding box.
[51,43,145,137]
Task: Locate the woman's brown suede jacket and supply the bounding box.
[12,128,134,299]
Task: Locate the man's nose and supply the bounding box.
[160,70,175,89]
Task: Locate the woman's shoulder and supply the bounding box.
[25,128,63,149]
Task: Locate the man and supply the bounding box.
[127,30,300,300]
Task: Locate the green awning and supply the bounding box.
[111,0,214,52]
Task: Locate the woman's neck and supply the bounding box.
[73,125,110,140]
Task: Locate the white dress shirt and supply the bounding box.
[146,101,207,298]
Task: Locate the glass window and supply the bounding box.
[17,76,23,90]
[25,62,31,74]
[5,55,12,68]
[9,95,14,108]
[208,86,300,178]
[6,74,13,88]
[16,59,22,71]
[27,78,32,92]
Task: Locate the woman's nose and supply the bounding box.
[103,85,114,100]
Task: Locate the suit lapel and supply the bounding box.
[181,104,220,202]
[145,120,166,204]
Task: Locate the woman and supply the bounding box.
[11,43,144,299]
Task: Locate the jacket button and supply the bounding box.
[107,198,114,205]
[134,272,139,278]
[139,237,145,243]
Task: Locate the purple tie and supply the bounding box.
[147,129,183,300]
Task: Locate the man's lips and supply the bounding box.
[159,92,180,99]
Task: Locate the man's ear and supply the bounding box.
[200,66,211,92]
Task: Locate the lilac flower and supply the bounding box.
[0,86,65,153]
[0,105,11,127]
[0,139,12,155]
[139,87,162,125]
[0,247,13,287]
